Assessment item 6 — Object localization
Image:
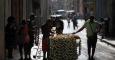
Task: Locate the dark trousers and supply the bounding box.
[72,20,78,29]
[8,48,13,58]
[19,44,23,58]
[24,43,32,59]
[87,36,97,58]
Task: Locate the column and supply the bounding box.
[79,0,84,17]
[23,0,26,20]
[5,0,11,24]
[0,0,5,59]
[11,0,19,22]
[26,0,33,17]
[19,0,23,21]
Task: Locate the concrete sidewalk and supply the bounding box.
[98,35,115,48]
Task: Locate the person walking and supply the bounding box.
[25,14,35,60]
[67,13,71,28]
[22,20,31,60]
[99,18,105,39]
[72,14,78,29]
[5,16,17,59]
[41,19,53,60]
[54,17,64,34]
[17,20,27,60]
[72,16,101,60]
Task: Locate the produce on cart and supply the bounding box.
[49,34,81,60]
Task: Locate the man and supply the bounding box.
[24,14,35,60]
[41,19,53,60]
[54,17,64,34]
[72,14,78,29]
[73,16,100,60]
[17,20,25,60]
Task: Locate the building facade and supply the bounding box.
[96,0,114,36]
[0,0,5,59]
[83,0,96,17]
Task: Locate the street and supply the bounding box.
[6,19,115,60]
[65,19,115,60]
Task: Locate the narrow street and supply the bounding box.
[62,19,115,60]
[6,19,115,60]
[66,19,115,60]
[1,0,115,60]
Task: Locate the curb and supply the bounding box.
[98,38,115,48]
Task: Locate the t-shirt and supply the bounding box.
[83,19,99,37]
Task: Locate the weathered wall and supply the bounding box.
[0,0,5,59]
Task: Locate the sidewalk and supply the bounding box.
[98,35,115,48]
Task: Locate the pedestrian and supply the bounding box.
[22,20,31,60]
[54,17,64,34]
[23,14,35,60]
[72,14,78,29]
[67,13,71,27]
[17,20,27,60]
[104,17,110,37]
[67,17,70,28]
[72,16,101,60]
[41,19,53,60]
[28,14,35,46]
[5,16,17,59]
[99,18,105,39]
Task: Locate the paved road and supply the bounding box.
[6,19,115,60]
[69,20,115,60]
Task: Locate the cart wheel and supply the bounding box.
[79,39,81,55]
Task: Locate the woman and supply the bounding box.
[5,16,17,59]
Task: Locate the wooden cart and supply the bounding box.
[49,34,81,60]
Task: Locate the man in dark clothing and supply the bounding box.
[17,20,24,60]
[18,18,33,60]
[41,19,53,60]
[104,17,110,36]
[72,14,78,29]
[54,17,64,34]
[23,14,35,60]
[29,14,35,46]
[22,20,32,60]
[5,16,17,59]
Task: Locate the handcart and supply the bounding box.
[49,34,81,60]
